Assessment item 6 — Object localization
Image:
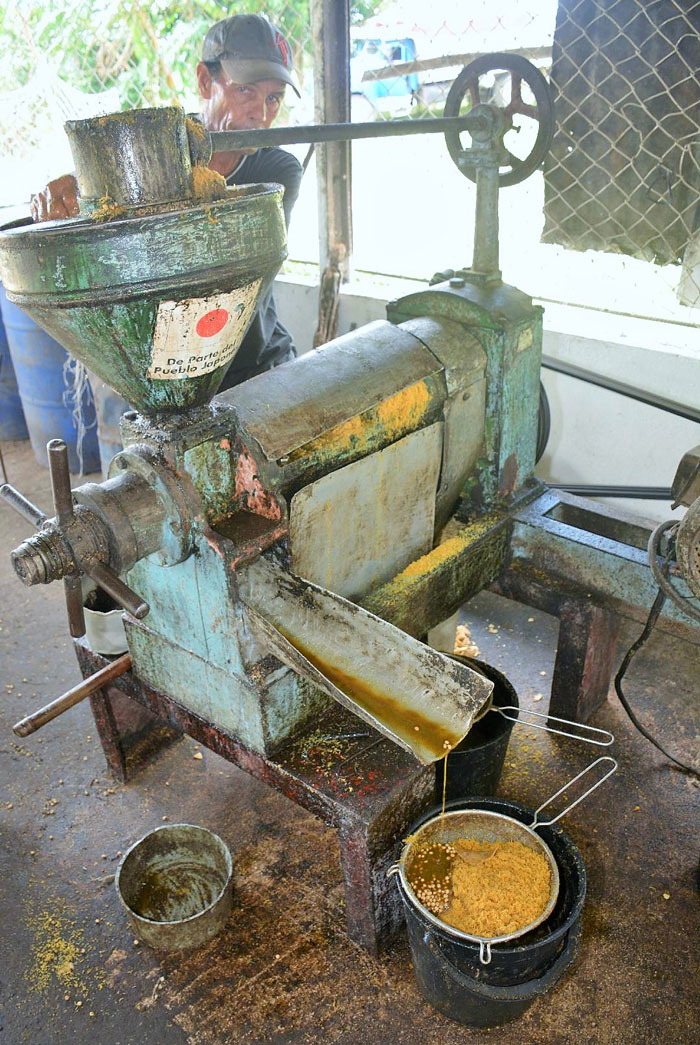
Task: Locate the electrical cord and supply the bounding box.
[613,541,699,776]
[647,519,700,624]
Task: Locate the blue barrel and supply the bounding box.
[0,298,29,440]
[0,285,100,474]
[86,370,127,477]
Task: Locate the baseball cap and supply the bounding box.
[201,14,301,97]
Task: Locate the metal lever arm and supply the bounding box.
[88,561,149,619]
[13,653,132,737]
[0,485,47,527]
[1,439,149,635]
[47,439,86,637]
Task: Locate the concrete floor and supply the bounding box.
[1,437,698,1045]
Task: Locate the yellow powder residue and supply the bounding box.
[26,902,87,995]
[186,116,209,152]
[375,381,431,435]
[192,164,228,202]
[91,195,126,222]
[443,838,552,938]
[97,112,137,126]
[287,380,433,463]
[394,510,503,582]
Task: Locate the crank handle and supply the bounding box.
[13,653,132,737]
[0,484,48,528]
[87,562,149,620]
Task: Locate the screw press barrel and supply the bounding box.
[0,439,150,636]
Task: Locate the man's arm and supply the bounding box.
[30,174,79,222]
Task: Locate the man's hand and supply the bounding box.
[30,174,80,222]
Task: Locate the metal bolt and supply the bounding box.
[449,276,466,288]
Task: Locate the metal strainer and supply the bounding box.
[391,756,617,964]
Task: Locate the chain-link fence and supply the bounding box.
[542,0,700,307]
[349,0,556,122]
[0,0,318,206]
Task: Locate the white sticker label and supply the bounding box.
[517,326,534,354]
[147,280,263,380]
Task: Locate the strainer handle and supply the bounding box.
[531,756,618,828]
[495,706,614,747]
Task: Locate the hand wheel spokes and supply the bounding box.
[504,74,539,121]
[444,52,554,188]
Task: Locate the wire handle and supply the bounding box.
[531,756,618,829]
[495,706,614,747]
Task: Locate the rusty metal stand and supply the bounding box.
[492,565,621,721]
[76,640,434,955]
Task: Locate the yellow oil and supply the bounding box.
[284,634,463,761]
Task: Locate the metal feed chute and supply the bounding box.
[0,108,286,416]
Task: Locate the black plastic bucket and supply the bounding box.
[396,797,586,1027]
[435,658,519,801]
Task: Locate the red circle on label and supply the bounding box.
[196,308,229,338]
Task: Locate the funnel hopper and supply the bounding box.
[0,183,286,417]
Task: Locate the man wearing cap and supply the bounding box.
[31,14,303,389]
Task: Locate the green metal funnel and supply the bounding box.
[0,183,286,417]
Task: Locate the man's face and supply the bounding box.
[197,65,286,148]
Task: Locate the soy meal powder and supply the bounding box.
[408,837,552,938]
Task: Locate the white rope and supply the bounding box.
[62,355,96,476]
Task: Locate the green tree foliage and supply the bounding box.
[2,1,389,108]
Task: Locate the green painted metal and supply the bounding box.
[508,489,696,632]
[387,278,543,514]
[66,107,195,214]
[126,543,243,671]
[360,511,511,638]
[0,185,286,417]
[184,438,238,524]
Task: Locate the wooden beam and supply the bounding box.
[361,47,552,82]
[310,0,353,279]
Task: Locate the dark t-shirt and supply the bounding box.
[218,147,303,391]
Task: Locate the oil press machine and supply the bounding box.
[1,56,698,952]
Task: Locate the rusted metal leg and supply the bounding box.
[88,681,182,782]
[550,600,621,722]
[337,823,406,955]
[76,641,182,781]
[337,767,435,954]
[89,687,129,782]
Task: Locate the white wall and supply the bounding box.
[275,272,700,526]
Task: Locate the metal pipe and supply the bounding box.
[64,573,86,638]
[13,653,132,737]
[0,484,47,527]
[549,484,673,500]
[47,439,74,526]
[310,0,352,279]
[541,356,700,424]
[88,561,149,620]
[472,164,500,275]
[209,114,483,152]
